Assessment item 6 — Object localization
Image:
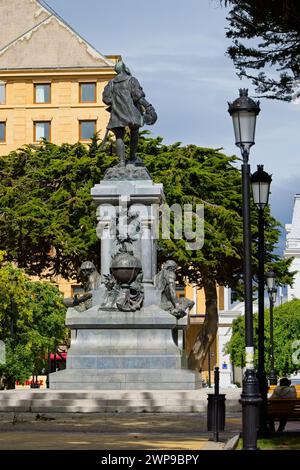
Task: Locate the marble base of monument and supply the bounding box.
[50,305,200,390]
[49,173,200,391]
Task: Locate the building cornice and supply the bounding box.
[0,67,116,79]
[284,250,300,258]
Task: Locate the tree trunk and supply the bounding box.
[188,278,218,370]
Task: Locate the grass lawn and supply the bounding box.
[238,433,300,450]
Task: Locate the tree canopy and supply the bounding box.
[0,251,67,389]
[0,137,117,280]
[221,1,300,101]
[0,134,292,287]
[225,298,300,377]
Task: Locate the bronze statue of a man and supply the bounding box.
[63,261,101,311]
[102,60,157,166]
[79,261,102,291]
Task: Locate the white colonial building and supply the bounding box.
[285,194,300,300]
[217,304,243,387]
[214,287,244,388]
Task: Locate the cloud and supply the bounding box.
[270,177,299,225]
[269,177,300,253]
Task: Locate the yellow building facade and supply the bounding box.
[0,67,118,155]
[0,0,117,155]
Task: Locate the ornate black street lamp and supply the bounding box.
[265,271,277,385]
[265,270,276,291]
[251,165,272,210]
[228,89,262,450]
[251,165,272,434]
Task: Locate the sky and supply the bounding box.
[45,0,300,252]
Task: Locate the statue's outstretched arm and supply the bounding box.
[103,82,113,106]
[138,96,152,110]
[63,292,92,308]
[131,77,146,105]
[136,96,157,125]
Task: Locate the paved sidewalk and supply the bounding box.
[0,412,242,450]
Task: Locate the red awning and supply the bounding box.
[50,353,67,360]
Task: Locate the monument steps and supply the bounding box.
[0,390,241,413]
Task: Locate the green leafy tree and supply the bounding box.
[221,1,300,101]
[0,252,67,389]
[0,135,293,369]
[226,299,300,376]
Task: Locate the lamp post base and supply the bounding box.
[240,368,262,450]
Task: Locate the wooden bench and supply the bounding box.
[267,399,300,422]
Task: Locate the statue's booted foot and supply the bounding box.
[127,156,144,167]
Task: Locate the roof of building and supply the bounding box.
[0,0,115,69]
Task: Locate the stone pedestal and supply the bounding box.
[92,178,163,302]
[50,305,200,390]
[50,173,200,390]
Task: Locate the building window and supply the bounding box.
[0,83,6,104]
[176,287,185,299]
[34,84,51,103]
[0,122,6,142]
[79,120,96,140]
[34,121,51,142]
[79,83,96,103]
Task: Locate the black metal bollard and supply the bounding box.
[207,367,226,442]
